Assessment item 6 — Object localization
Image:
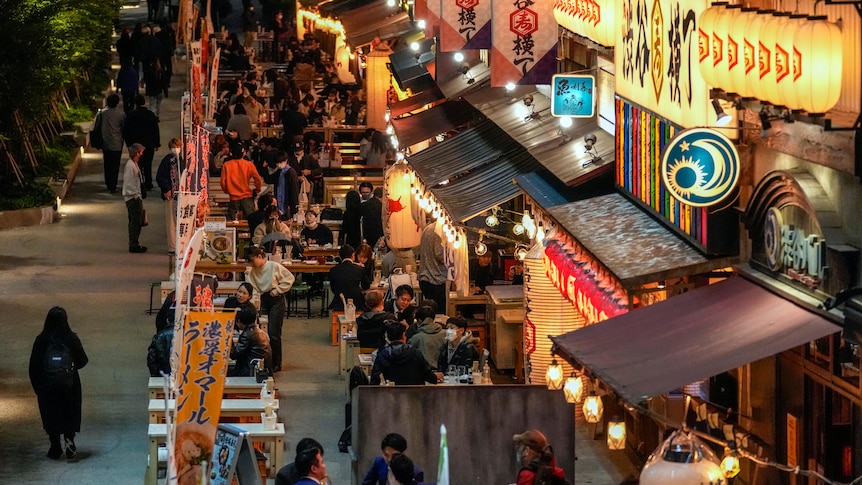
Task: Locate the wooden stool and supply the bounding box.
[331,311,343,346]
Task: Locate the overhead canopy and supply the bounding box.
[546,193,730,287]
[405,120,542,222]
[464,87,614,186]
[406,120,522,186]
[513,171,589,209]
[551,276,842,405]
[390,100,482,148]
[388,41,437,93]
[436,52,489,100]
[389,85,445,118]
[317,0,375,17]
[389,39,436,71]
[341,2,414,48]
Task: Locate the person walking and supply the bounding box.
[156,137,182,253]
[100,93,126,194]
[123,95,161,191]
[29,306,89,460]
[123,143,148,253]
[245,247,295,372]
[417,223,448,310]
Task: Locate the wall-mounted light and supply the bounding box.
[387,0,395,6]
[458,64,475,84]
[712,99,732,126]
[545,357,563,390]
[607,417,626,450]
[583,133,597,152]
[416,19,426,29]
[410,41,420,51]
[563,373,584,403]
[583,390,603,423]
[523,94,534,107]
[505,82,517,91]
[453,52,464,63]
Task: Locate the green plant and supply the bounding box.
[35,144,75,179]
[61,104,95,125]
[0,182,56,210]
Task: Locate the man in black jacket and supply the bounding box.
[360,186,384,247]
[229,309,272,377]
[123,95,161,191]
[328,244,371,311]
[370,323,441,385]
[355,290,394,350]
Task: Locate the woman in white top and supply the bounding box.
[245,246,294,372]
[253,206,291,246]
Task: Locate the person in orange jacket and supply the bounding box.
[220,143,264,220]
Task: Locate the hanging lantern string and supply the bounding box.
[454,223,524,245]
[628,397,862,485]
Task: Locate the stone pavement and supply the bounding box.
[0,2,641,483]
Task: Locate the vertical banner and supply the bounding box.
[439,0,491,51]
[176,192,200,263]
[200,19,210,86]
[490,0,557,87]
[208,48,221,119]
[172,311,235,485]
[189,41,204,127]
[190,273,217,310]
[172,228,206,368]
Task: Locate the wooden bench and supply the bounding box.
[146,422,285,485]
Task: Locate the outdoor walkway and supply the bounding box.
[0,2,641,484]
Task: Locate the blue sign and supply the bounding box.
[661,128,740,207]
[551,74,595,118]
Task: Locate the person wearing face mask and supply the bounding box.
[300,210,333,246]
[406,305,446,370]
[156,137,184,253]
[436,317,479,374]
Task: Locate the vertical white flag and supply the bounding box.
[437,424,449,485]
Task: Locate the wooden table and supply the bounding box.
[303,247,339,258]
[146,422,285,485]
[194,261,336,274]
[148,398,278,423]
[148,376,263,399]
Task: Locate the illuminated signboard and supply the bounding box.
[551,74,596,118]
[660,128,740,207]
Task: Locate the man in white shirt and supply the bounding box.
[123,143,147,253]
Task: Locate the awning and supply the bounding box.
[391,66,436,94]
[341,2,414,48]
[436,51,489,100]
[389,39,436,71]
[463,87,614,186]
[405,120,542,222]
[390,100,482,148]
[318,0,375,17]
[389,85,445,118]
[550,276,842,405]
[514,170,602,209]
[388,40,437,93]
[546,193,732,287]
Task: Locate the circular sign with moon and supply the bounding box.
[661,128,740,207]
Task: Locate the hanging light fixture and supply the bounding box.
[711,99,731,126]
[515,246,528,261]
[536,222,545,243]
[475,234,487,255]
[759,11,791,106]
[607,417,626,450]
[563,373,584,403]
[453,234,462,248]
[794,15,843,114]
[513,223,525,235]
[721,446,740,478]
[583,390,603,423]
[697,2,727,88]
[485,208,499,227]
[744,9,775,102]
[545,357,563,390]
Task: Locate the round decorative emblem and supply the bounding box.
[661,128,740,207]
[764,207,783,271]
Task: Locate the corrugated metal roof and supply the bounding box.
[430,148,542,222]
[405,120,521,186]
[390,100,483,150]
[513,171,581,209]
[464,87,614,186]
[342,7,413,47]
[546,193,730,287]
[551,276,840,404]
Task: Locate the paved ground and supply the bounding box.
[0,2,642,484]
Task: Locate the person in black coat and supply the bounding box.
[29,307,89,460]
[328,244,371,311]
[436,317,479,373]
[147,307,173,377]
[370,323,440,385]
[230,309,272,377]
[340,190,363,248]
[360,187,384,247]
[355,291,394,350]
[123,95,161,191]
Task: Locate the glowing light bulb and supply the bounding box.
[559,116,573,128]
[453,52,464,63]
[505,82,516,91]
[410,41,420,51]
[386,125,394,135]
[475,240,487,255]
[453,235,461,248]
[417,19,426,29]
[515,246,528,260]
[485,213,498,227]
[513,223,524,235]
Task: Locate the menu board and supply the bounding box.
[208,424,262,485]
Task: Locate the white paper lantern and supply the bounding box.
[383,164,422,249]
[745,9,775,102]
[712,4,741,92]
[794,16,843,114]
[697,2,728,88]
[776,14,808,108]
[729,8,759,97]
[760,12,791,106]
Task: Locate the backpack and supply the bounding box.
[90,110,104,150]
[44,338,75,389]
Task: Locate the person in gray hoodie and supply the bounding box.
[407,306,446,370]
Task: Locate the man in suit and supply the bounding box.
[360,186,384,247]
[328,244,371,312]
[123,95,160,191]
[294,446,328,485]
